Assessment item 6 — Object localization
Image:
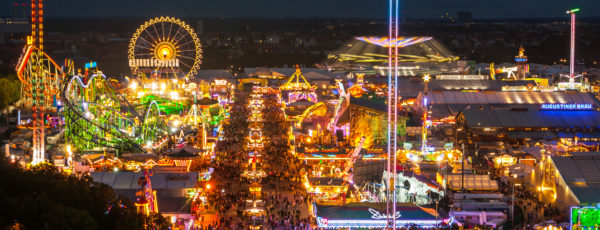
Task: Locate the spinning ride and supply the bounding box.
[280,68,317,104]
[128,17,202,79]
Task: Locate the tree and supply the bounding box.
[0,74,21,109]
[0,156,169,229]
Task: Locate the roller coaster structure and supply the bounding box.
[14,0,66,164]
[62,73,167,153]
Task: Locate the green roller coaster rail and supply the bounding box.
[62,73,167,153]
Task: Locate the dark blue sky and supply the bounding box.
[3,0,599,19]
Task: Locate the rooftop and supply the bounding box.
[461,108,600,129]
[90,171,199,190]
[315,202,444,228]
[551,154,600,204]
[419,91,599,106]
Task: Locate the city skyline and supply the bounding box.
[3,0,600,229]
[1,0,598,19]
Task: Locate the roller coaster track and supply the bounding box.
[62,73,167,152]
[16,45,64,107]
[328,80,350,132]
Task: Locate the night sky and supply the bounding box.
[2,0,600,19]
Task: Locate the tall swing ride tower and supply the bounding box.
[28,0,45,165]
[15,0,64,164]
[386,0,400,228]
[566,8,579,89]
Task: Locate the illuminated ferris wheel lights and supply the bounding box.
[129,16,202,78]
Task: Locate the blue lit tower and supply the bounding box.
[386,0,400,228]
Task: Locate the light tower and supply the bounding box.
[30,0,45,165]
[567,8,580,89]
[386,0,400,228]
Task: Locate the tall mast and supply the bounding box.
[566,8,579,89]
[386,0,400,228]
[31,0,45,165]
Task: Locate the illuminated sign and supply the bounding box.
[302,147,384,155]
[214,79,227,85]
[540,103,593,110]
[85,62,97,69]
[436,75,488,80]
[444,143,453,151]
[369,208,401,219]
[515,58,527,62]
[129,59,179,68]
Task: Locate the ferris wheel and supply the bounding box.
[128,17,202,79]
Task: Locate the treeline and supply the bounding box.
[0,156,170,229]
[0,74,20,110]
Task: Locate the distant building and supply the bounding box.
[457,11,472,22]
[265,34,280,44]
[456,105,600,144]
[416,91,600,124]
[91,171,199,228]
[0,18,29,44]
[196,20,203,36]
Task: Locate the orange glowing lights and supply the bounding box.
[154,42,176,60]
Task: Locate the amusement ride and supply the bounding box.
[128,16,202,79]
[62,73,167,152]
[15,0,65,165]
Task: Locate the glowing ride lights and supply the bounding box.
[62,74,168,152]
[129,80,138,90]
[16,0,66,165]
[128,16,202,78]
[315,217,448,229]
[567,8,579,88]
[556,8,584,89]
[356,36,432,48]
[386,0,401,227]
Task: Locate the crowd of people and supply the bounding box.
[259,91,313,229]
[207,87,315,229]
[476,152,566,229]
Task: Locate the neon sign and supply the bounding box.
[540,103,593,110]
[369,208,401,219]
[214,79,227,85]
[129,58,179,68]
[515,58,527,62]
